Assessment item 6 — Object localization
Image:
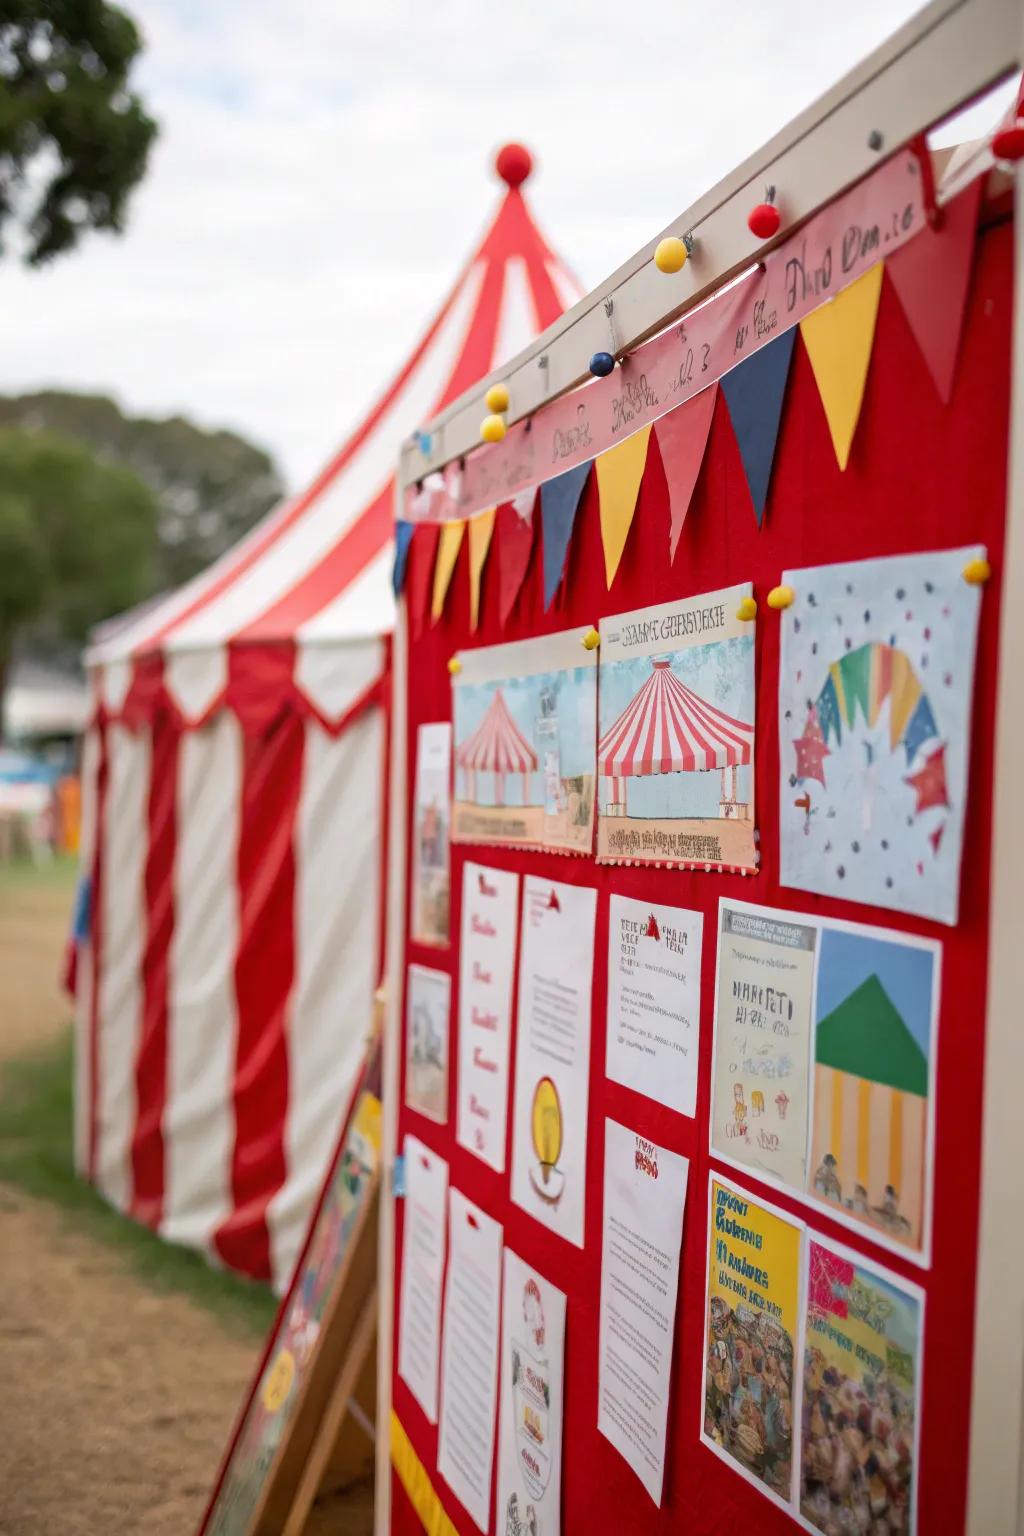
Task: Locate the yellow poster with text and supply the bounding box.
[704,1178,802,1507]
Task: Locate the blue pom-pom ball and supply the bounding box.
[589,351,616,377]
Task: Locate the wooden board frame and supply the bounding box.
[378,6,1024,1533]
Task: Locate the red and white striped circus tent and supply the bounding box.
[74,144,578,1291]
[456,689,538,804]
[599,659,754,812]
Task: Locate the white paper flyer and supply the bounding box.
[606,894,703,1116]
[495,1249,567,1536]
[397,1135,448,1423]
[456,862,520,1171]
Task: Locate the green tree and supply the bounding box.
[0,428,157,706]
[0,2,157,265]
[0,392,285,589]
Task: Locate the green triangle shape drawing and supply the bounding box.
[815,974,927,1097]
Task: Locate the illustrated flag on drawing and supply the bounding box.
[800,263,884,470]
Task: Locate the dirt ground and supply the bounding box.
[0,865,378,1535]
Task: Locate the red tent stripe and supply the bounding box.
[598,663,753,776]
[456,689,537,773]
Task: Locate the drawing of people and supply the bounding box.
[813,1152,842,1202]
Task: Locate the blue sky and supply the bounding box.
[0,2,1011,488]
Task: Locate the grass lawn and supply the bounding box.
[0,854,276,1341]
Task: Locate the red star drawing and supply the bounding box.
[905,744,951,815]
[793,709,830,787]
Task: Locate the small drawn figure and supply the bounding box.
[813,1152,842,1203]
[751,1090,765,1116]
[870,1183,912,1237]
[845,1183,870,1216]
[774,1090,790,1121]
[505,1492,523,1536]
[733,1083,747,1129]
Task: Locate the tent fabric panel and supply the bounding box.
[94,725,150,1210]
[212,712,304,1282]
[293,633,386,727]
[160,714,241,1256]
[266,709,385,1293]
[72,725,101,1176]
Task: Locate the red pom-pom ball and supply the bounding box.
[496,142,533,188]
[748,201,781,239]
[992,124,1024,162]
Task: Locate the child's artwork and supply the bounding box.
[411,723,452,946]
[711,900,939,1266]
[202,1086,381,1536]
[452,630,597,855]
[597,586,756,871]
[404,963,450,1124]
[702,1175,803,1512]
[801,1238,923,1536]
[779,547,985,925]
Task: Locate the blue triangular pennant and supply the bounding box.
[392,519,415,597]
[540,462,591,609]
[721,328,796,525]
[903,692,940,764]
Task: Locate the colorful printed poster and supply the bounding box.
[702,1176,803,1511]
[598,1119,689,1506]
[397,1136,448,1424]
[411,722,452,946]
[452,629,598,855]
[495,1250,567,1536]
[510,877,597,1248]
[711,901,940,1266]
[404,963,450,1124]
[597,586,756,871]
[606,894,703,1117]
[204,1089,381,1536]
[808,923,938,1261]
[456,862,519,1172]
[711,902,817,1190]
[778,547,985,925]
[437,1190,503,1532]
[801,1238,923,1536]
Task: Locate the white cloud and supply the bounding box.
[0,1,975,488]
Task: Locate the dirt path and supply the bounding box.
[0,865,260,1535]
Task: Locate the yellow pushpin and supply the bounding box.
[736,595,758,622]
[962,556,991,585]
[485,382,510,413]
[767,584,794,610]
[654,235,688,274]
[581,627,600,650]
[447,655,462,676]
[480,413,506,444]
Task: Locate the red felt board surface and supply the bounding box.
[390,214,1011,1536]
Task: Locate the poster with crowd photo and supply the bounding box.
[411,723,452,946]
[701,1175,803,1513]
[800,1237,924,1536]
[778,547,985,925]
[710,900,940,1266]
[451,630,597,855]
[597,587,756,872]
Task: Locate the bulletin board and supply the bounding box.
[388,194,1011,1536]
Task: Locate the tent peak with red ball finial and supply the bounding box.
[496,142,534,188]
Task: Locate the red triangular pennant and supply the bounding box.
[655,383,718,559]
[497,490,536,626]
[886,178,982,404]
[407,522,440,639]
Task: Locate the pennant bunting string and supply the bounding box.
[540,462,591,609]
[431,519,466,621]
[721,329,796,525]
[655,384,718,558]
[595,425,652,588]
[800,262,884,470]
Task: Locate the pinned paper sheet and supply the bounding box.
[456,863,518,1172]
[467,507,496,630]
[596,425,651,587]
[799,263,883,470]
[495,1251,567,1536]
[431,519,466,621]
[397,1136,448,1423]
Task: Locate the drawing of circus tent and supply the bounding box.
[598,659,754,819]
[456,688,538,805]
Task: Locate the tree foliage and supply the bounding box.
[0,391,285,590]
[0,1,157,265]
[0,427,158,699]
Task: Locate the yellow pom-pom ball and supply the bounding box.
[962,556,991,585]
[447,655,462,676]
[736,595,758,622]
[485,382,510,414]
[581,627,600,651]
[767,584,795,610]
[655,236,688,274]
[480,413,506,444]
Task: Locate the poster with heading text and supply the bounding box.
[456,862,519,1172]
[606,894,703,1116]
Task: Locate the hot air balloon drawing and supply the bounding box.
[529,1077,566,1206]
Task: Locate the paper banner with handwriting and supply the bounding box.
[597,587,756,871]
[452,629,597,856]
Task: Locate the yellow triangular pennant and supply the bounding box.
[595,426,652,587]
[799,263,884,471]
[431,519,465,621]
[467,507,496,630]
